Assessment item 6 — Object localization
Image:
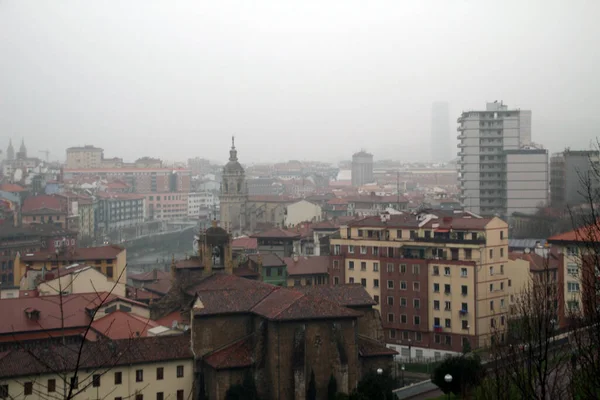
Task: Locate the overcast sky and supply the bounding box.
[1,1,599,164]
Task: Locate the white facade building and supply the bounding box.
[457,101,545,216]
[188,191,218,218]
[284,199,322,227]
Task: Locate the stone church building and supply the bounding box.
[151,224,396,399]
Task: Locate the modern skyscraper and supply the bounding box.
[351,151,374,187]
[219,137,248,234]
[431,102,451,162]
[457,101,547,216]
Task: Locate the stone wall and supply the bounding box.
[354,306,384,342]
[193,314,254,357]
[204,366,248,400]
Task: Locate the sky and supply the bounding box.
[1,0,599,164]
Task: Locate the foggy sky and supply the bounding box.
[1,1,599,164]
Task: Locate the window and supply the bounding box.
[500,282,504,290]
[348,261,354,270]
[387,263,394,272]
[465,249,472,260]
[489,249,493,259]
[70,377,78,389]
[400,264,407,273]
[373,262,379,272]
[1,386,8,399]
[348,245,355,254]
[490,300,494,311]
[567,264,578,276]
[373,247,379,256]
[48,379,56,393]
[360,262,367,271]
[361,278,367,287]
[333,260,339,270]
[334,245,340,255]
[461,285,468,296]
[462,320,469,329]
[444,267,451,276]
[397,229,402,238]
[388,313,394,322]
[266,268,272,277]
[136,369,144,382]
[413,282,420,291]
[445,335,452,346]
[445,301,451,311]
[401,281,407,290]
[432,266,439,275]
[373,295,379,304]
[500,230,504,240]
[444,284,451,294]
[349,277,354,283]
[389,329,396,339]
[416,332,422,342]
[157,393,164,400]
[177,365,184,378]
[434,300,440,310]
[500,248,504,257]
[360,246,367,254]
[401,314,407,323]
[434,334,441,344]
[157,367,164,380]
[414,316,420,325]
[410,230,416,239]
[489,283,494,292]
[136,395,143,400]
[461,268,467,277]
[434,317,441,326]
[445,318,451,328]
[387,296,394,306]
[567,246,578,256]
[489,266,494,275]
[500,264,504,274]
[106,266,114,278]
[412,264,420,274]
[433,283,440,293]
[491,318,496,328]
[24,382,33,395]
[115,372,122,385]
[508,279,512,287]
[568,282,580,292]
[400,297,407,307]
[374,279,379,288]
[501,315,506,326]
[387,280,394,289]
[413,299,420,309]
[93,374,101,387]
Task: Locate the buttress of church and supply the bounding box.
[219,137,249,235]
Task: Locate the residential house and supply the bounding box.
[284,199,322,227]
[284,255,329,287]
[251,227,301,258]
[37,264,126,297]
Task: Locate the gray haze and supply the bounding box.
[1,1,599,164]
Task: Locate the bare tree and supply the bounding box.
[6,252,154,400]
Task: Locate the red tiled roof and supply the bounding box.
[175,257,203,269]
[358,335,398,357]
[312,220,342,230]
[231,236,258,250]
[90,311,159,340]
[548,223,600,243]
[247,253,286,267]
[0,335,192,378]
[421,217,492,230]
[251,227,301,239]
[248,195,298,203]
[21,245,124,262]
[233,266,260,278]
[96,192,145,200]
[0,183,26,193]
[296,284,377,307]
[0,328,85,344]
[144,279,172,295]
[327,198,349,205]
[0,292,116,336]
[127,287,162,301]
[155,311,186,327]
[204,335,254,370]
[508,252,561,271]
[129,270,170,282]
[283,256,329,276]
[21,195,62,213]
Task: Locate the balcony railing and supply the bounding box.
[412,236,486,245]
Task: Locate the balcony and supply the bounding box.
[459,309,468,316]
[457,134,465,140]
[412,235,486,245]
[457,125,465,131]
[434,325,443,333]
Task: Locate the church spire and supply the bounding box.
[19,139,27,158]
[6,139,14,161]
[229,136,238,162]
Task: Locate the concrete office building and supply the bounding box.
[431,102,451,162]
[550,150,600,208]
[457,101,546,216]
[351,151,374,187]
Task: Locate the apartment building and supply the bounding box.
[144,193,188,221]
[0,336,193,400]
[64,168,191,193]
[66,145,104,169]
[329,212,509,357]
[550,150,600,208]
[351,151,374,187]
[457,101,548,216]
[95,193,145,234]
[188,191,216,218]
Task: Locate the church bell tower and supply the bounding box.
[219,137,248,235]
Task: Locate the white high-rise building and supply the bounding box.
[457,101,547,216]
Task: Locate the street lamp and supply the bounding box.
[401,364,405,387]
[444,374,453,400]
[408,338,412,363]
[376,368,383,375]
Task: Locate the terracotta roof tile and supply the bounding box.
[283,256,329,276]
[0,183,26,193]
[358,335,398,357]
[0,335,192,378]
[251,227,301,239]
[247,253,286,267]
[129,270,171,282]
[296,284,377,307]
[155,311,186,327]
[21,245,124,262]
[144,279,172,295]
[90,311,160,340]
[548,223,600,243]
[231,236,258,250]
[204,335,255,370]
[21,195,62,213]
[508,252,561,271]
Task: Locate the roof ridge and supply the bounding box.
[203,332,255,358]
